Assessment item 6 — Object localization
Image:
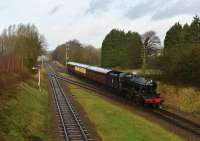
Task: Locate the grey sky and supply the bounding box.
[86,0,112,14]
[152,0,200,20]
[125,0,175,20]
[0,0,199,50]
[48,4,63,15]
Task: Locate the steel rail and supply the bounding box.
[54,76,89,141]
[49,74,89,141]
[50,78,70,141]
[56,75,102,94]
[150,109,200,136]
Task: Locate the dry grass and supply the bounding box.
[0,74,20,89]
[158,82,200,114]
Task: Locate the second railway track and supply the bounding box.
[49,74,92,141]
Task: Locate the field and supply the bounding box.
[68,84,184,141]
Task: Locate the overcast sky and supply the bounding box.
[0,0,199,50]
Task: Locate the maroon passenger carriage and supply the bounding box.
[86,66,111,85]
[67,62,111,85]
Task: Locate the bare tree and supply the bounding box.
[0,24,46,72]
[141,31,161,73]
[52,39,101,66]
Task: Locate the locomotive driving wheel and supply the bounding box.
[134,95,144,106]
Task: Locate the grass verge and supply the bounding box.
[68,85,184,141]
[0,69,51,141]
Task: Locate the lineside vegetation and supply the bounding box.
[0,68,52,141]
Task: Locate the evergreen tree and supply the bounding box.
[126,31,142,69]
[188,16,200,45]
[162,15,200,84]
[182,23,190,45]
[101,29,127,68]
[101,31,113,67]
[101,29,144,69]
[164,23,183,50]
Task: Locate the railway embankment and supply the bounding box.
[0,68,52,141]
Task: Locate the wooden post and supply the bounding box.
[38,68,41,91]
[32,66,41,91]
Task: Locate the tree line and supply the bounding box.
[101,16,200,85]
[101,29,161,69]
[0,24,45,73]
[161,16,200,84]
[52,39,100,66]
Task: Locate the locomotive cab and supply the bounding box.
[119,72,136,91]
[107,71,122,89]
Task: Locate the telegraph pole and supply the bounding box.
[66,44,69,65]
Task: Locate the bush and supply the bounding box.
[158,82,200,114]
[162,45,200,85]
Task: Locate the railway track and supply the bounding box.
[56,75,104,95]
[56,74,200,138]
[150,109,200,137]
[48,71,92,141]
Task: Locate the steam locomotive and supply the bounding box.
[67,62,163,108]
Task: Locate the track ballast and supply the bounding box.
[49,74,91,141]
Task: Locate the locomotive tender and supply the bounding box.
[67,61,162,108]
